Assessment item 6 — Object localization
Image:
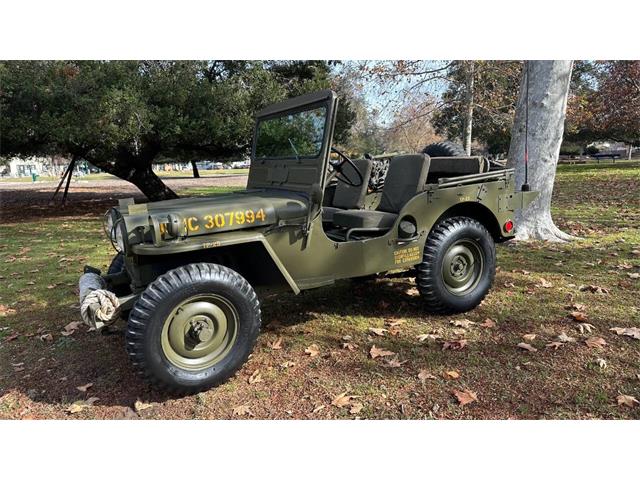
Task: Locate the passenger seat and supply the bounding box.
[322,159,372,223]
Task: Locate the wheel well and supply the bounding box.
[130,242,291,292]
[434,202,504,242]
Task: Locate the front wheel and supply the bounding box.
[416,217,495,314]
[125,263,261,394]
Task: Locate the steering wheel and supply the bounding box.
[329,147,363,187]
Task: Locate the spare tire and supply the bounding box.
[422,141,467,157]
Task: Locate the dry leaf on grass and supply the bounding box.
[627,272,640,279]
[304,344,320,357]
[579,284,610,294]
[268,337,283,350]
[349,402,364,414]
[386,319,406,328]
[610,327,640,340]
[480,318,496,328]
[616,395,639,408]
[595,358,607,369]
[577,323,595,334]
[569,311,589,322]
[522,333,537,342]
[61,321,83,336]
[0,305,17,316]
[341,342,358,351]
[418,370,436,382]
[76,382,93,393]
[450,319,476,328]
[248,369,262,385]
[331,392,355,408]
[538,278,553,288]
[453,389,478,406]
[444,370,460,379]
[134,400,153,412]
[312,405,326,414]
[416,333,440,343]
[546,342,565,350]
[517,342,538,352]
[369,345,395,359]
[66,402,87,414]
[384,356,407,368]
[368,327,388,336]
[232,405,252,416]
[585,337,607,349]
[556,332,576,343]
[39,333,53,342]
[280,360,296,369]
[567,303,587,312]
[442,339,468,351]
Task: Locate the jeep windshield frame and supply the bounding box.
[246,89,338,197]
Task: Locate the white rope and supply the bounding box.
[80,289,120,329]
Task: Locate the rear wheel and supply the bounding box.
[125,263,261,394]
[416,217,495,314]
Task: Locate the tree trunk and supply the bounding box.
[507,60,574,242]
[462,61,475,155]
[191,160,200,178]
[128,167,179,201]
[627,144,633,160]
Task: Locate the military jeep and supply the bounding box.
[79,89,537,393]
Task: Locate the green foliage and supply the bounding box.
[255,107,326,158]
[0,61,354,198]
[432,61,521,154]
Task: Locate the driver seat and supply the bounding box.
[332,154,430,233]
[322,159,372,223]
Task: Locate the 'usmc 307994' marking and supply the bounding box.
[159,208,268,235]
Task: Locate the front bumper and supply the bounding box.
[78,266,137,330]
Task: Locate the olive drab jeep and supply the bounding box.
[78,89,538,393]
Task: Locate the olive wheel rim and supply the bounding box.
[441,239,484,296]
[160,293,238,371]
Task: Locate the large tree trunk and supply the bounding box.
[128,167,179,201]
[507,60,574,242]
[191,160,200,178]
[462,61,475,155]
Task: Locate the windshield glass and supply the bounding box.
[255,106,327,159]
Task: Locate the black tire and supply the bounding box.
[422,141,467,157]
[416,217,495,314]
[106,253,131,297]
[125,263,261,394]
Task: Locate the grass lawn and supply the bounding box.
[0,169,249,183]
[0,163,638,419]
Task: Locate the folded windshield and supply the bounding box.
[255,106,327,159]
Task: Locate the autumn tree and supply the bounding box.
[566,60,640,158]
[0,60,350,201]
[507,61,574,241]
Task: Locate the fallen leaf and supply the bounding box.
[46,284,56,289]
[609,327,640,340]
[585,337,607,349]
[312,405,325,414]
[453,389,478,406]
[268,337,283,350]
[76,382,93,393]
[451,319,476,328]
[0,305,17,316]
[595,358,607,369]
[627,273,640,279]
[349,402,364,414]
[232,404,252,416]
[384,356,407,368]
[280,361,296,369]
[579,284,610,294]
[368,327,388,336]
[538,278,553,288]
[522,333,537,342]
[517,342,538,352]
[577,323,595,334]
[617,395,639,408]
[5,333,19,342]
[442,339,468,351]
[304,344,320,357]
[341,342,358,351]
[567,303,587,312]
[66,402,87,414]
[546,342,564,350]
[134,400,153,412]
[331,392,353,408]
[370,345,395,359]
[86,397,99,406]
[405,287,419,296]
[39,333,53,342]
[569,311,588,322]
[386,319,406,328]
[248,369,262,385]
[556,332,576,343]
[418,370,436,382]
[416,333,439,342]
[444,370,460,379]
[480,318,496,328]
